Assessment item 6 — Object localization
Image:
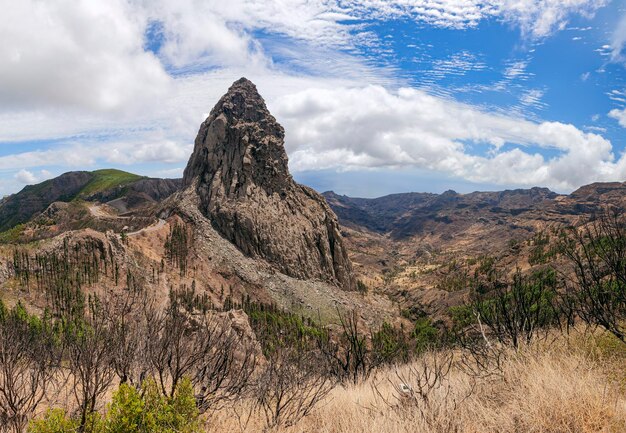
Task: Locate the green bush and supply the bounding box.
[356,279,368,294]
[28,378,200,433]
[412,317,440,353]
[28,409,79,433]
[372,322,410,363]
[105,378,200,433]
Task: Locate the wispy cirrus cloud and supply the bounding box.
[610,11,626,62]
[0,0,617,197]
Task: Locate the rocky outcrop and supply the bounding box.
[183,78,355,290]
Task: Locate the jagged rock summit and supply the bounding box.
[183,78,355,290]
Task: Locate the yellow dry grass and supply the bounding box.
[206,331,626,433]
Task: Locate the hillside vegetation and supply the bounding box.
[0,209,622,432]
[76,169,144,197]
[206,332,626,433]
[0,169,145,233]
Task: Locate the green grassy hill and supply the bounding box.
[75,169,144,198]
[0,169,145,233]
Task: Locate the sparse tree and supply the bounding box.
[64,296,116,432]
[0,303,58,433]
[562,209,626,343]
[145,295,256,411]
[255,346,334,430]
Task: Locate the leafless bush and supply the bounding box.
[562,208,626,343]
[145,298,256,412]
[108,288,150,387]
[254,346,335,431]
[373,351,459,432]
[0,307,58,433]
[192,317,257,413]
[64,296,116,432]
[319,309,382,384]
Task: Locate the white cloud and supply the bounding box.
[0,137,192,170]
[0,0,615,196]
[152,167,184,178]
[609,107,626,128]
[13,168,53,185]
[340,0,605,38]
[496,0,607,38]
[504,59,532,80]
[611,12,626,62]
[0,71,619,193]
[0,0,171,113]
[0,0,606,116]
[274,85,621,191]
[14,169,38,184]
[519,88,546,109]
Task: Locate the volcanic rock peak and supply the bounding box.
[182,78,355,290]
[183,77,290,194]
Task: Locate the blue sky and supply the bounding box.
[1,0,626,198]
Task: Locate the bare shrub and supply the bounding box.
[0,304,58,433]
[562,208,626,343]
[372,351,458,432]
[145,295,256,412]
[254,346,334,430]
[64,296,116,432]
[319,309,383,384]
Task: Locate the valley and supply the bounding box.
[0,78,624,433]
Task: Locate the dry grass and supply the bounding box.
[206,331,626,433]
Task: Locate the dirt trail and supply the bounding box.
[88,203,166,237]
[88,204,113,218]
[126,219,166,237]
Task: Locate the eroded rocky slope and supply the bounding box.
[183,78,354,290]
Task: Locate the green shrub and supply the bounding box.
[372,322,410,363]
[28,409,79,433]
[356,280,368,294]
[107,378,200,433]
[412,317,440,353]
[29,377,200,433]
[106,384,144,433]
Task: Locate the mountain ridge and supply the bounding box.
[0,169,181,232]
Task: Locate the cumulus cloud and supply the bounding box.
[14,169,53,185]
[0,0,171,112]
[14,169,38,184]
[275,85,622,191]
[609,107,626,128]
[0,72,620,192]
[0,138,191,170]
[0,0,605,115]
[0,0,615,196]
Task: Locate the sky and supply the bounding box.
[0,0,625,198]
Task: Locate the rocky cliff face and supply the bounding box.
[183,78,355,290]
